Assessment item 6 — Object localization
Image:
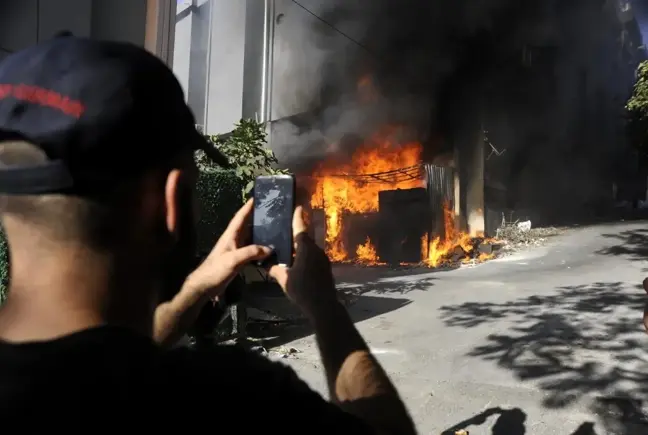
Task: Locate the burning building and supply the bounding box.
[297,123,494,267]
[263,0,643,246]
[238,0,644,267]
[159,0,644,266]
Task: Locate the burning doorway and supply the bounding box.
[300,129,495,268]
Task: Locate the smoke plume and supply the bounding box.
[272,0,541,163]
[272,0,641,223]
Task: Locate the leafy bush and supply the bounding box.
[626,61,648,161]
[194,119,288,341]
[195,170,244,255]
[198,118,289,201]
[195,119,288,254]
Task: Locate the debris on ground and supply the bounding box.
[271,347,302,359]
[516,220,531,231]
[495,218,565,253]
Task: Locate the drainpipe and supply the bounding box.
[242,0,275,123]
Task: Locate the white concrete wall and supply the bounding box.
[169,0,370,134]
[0,0,370,137]
[173,0,194,105]
[172,0,246,135]
[206,1,246,133]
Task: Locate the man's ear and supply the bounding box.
[164,169,184,237]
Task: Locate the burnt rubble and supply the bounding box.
[495,221,565,253]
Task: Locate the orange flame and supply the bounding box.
[355,237,383,265]
[423,201,472,267]
[422,201,495,267]
[310,129,423,262]
[309,128,495,267]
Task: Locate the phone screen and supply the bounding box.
[253,175,295,266]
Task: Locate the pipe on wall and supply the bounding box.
[242,0,275,122]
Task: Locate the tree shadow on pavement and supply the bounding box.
[597,228,648,262]
[246,275,436,349]
[589,396,648,435]
[439,281,648,431]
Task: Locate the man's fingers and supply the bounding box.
[268,265,289,290]
[223,199,254,239]
[225,244,272,270]
[293,205,307,237]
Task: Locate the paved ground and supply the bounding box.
[261,221,648,434]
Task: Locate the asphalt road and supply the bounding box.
[268,221,648,434]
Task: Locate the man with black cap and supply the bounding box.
[0,36,415,433]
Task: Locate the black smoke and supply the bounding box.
[632,0,648,39]
[272,0,530,165]
[272,0,643,224]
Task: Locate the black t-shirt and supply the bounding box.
[0,326,373,432]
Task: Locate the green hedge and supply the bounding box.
[0,170,243,304]
[195,169,244,255]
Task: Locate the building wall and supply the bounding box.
[91,0,147,45]
[0,0,147,61]
[170,0,368,136]
[0,0,363,136]
[172,0,246,135]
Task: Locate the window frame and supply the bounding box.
[144,0,176,66]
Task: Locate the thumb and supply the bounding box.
[293,205,307,237]
[268,264,289,290]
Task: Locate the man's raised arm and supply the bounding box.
[270,209,416,435]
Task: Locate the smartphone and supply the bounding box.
[252,174,296,267]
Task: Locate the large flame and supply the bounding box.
[309,129,494,267]
[310,130,423,262]
[423,201,472,267]
[421,201,495,266]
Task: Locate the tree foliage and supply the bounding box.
[626,61,648,160]
[194,119,288,254]
[197,118,288,201]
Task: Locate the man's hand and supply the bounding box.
[268,207,416,434]
[186,199,271,298]
[153,200,271,346]
[268,206,339,319]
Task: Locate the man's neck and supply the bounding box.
[0,244,156,343]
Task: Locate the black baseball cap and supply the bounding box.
[0,35,230,195]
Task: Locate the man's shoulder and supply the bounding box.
[0,327,373,432]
